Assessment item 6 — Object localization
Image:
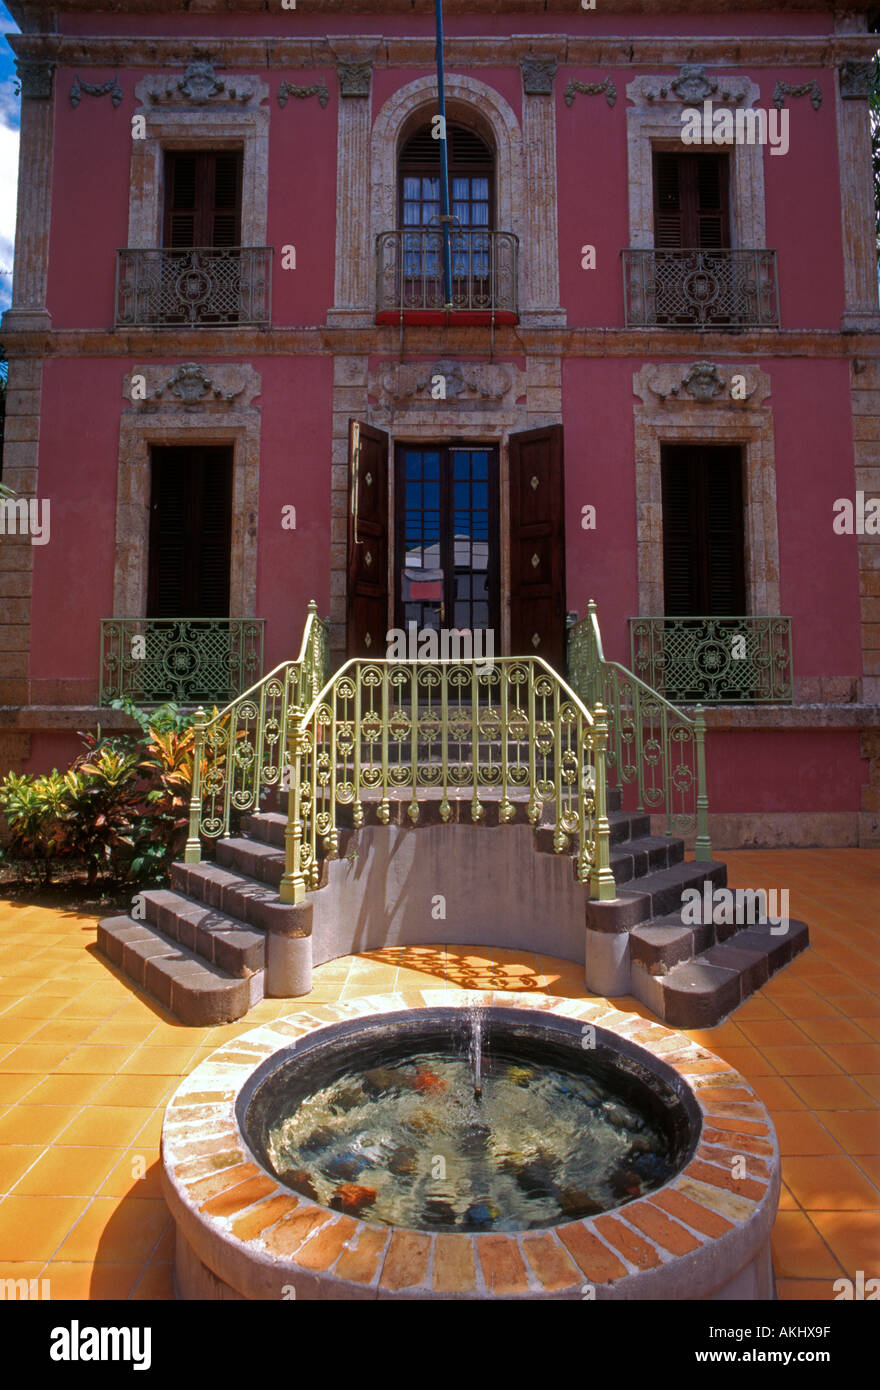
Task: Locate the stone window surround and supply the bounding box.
[329,355,563,662]
[625,75,766,250]
[127,79,270,248]
[369,75,531,311]
[113,412,261,622]
[632,365,780,619]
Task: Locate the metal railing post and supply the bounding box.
[279,705,307,904]
[693,703,712,862]
[184,707,206,864]
[590,702,617,902]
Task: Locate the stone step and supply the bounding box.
[610,834,684,885]
[241,811,286,849]
[608,809,651,845]
[96,916,257,1026]
[139,888,266,977]
[623,858,728,923]
[629,915,714,976]
[216,837,285,889]
[632,918,810,1028]
[172,860,266,917]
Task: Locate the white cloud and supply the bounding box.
[0,78,18,313]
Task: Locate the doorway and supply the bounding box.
[393,443,500,644]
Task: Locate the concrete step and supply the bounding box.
[96,916,258,1025]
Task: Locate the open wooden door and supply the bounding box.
[509,425,566,670]
[346,421,389,658]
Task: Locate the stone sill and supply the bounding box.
[4,325,880,361]
[687,703,880,731]
[2,702,879,734]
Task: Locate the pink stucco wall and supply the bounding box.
[16,7,870,820]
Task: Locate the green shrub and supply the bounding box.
[0,699,208,890]
[0,769,73,887]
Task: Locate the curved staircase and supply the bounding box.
[97,781,808,1027]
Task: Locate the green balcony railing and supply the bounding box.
[568,602,711,857]
[99,617,266,706]
[629,616,793,705]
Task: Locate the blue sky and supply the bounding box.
[0,1,19,315]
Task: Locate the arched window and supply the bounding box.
[396,124,495,297]
[376,113,516,322]
[397,123,494,233]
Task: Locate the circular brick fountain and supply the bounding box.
[161,991,780,1300]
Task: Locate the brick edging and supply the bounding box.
[161,990,780,1300]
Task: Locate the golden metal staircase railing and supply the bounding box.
[276,656,616,906]
[567,600,711,860]
[184,601,328,860]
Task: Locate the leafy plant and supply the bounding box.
[0,770,72,886]
[0,698,212,891]
[62,746,143,887]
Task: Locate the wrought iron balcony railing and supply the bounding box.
[100,618,266,706]
[629,616,793,704]
[115,248,272,328]
[622,249,779,329]
[376,228,518,321]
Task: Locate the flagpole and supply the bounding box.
[434,0,454,311]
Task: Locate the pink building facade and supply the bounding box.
[2,0,880,849]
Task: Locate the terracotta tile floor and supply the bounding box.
[0,848,877,1300]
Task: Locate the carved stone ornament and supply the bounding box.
[15,59,53,100]
[70,74,123,109]
[637,64,748,107]
[670,64,718,104]
[522,59,557,96]
[337,62,371,97]
[368,360,522,420]
[633,362,771,407]
[278,80,329,109]
[773,80,823,111]
[563,78,617,109]
[143,60,261,107]
[679,362,725,402]
[839,61,876,100]
[124,363,262,413]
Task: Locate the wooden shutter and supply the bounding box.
[661,445,745,615]
[509,425,566,669]
[163,152,243,248]
[347,421,389,658]
[653,152,730,249]
[148,447,233,617]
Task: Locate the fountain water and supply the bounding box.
[470,1015,483,1101]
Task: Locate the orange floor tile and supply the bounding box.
[0,847,878,1299]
